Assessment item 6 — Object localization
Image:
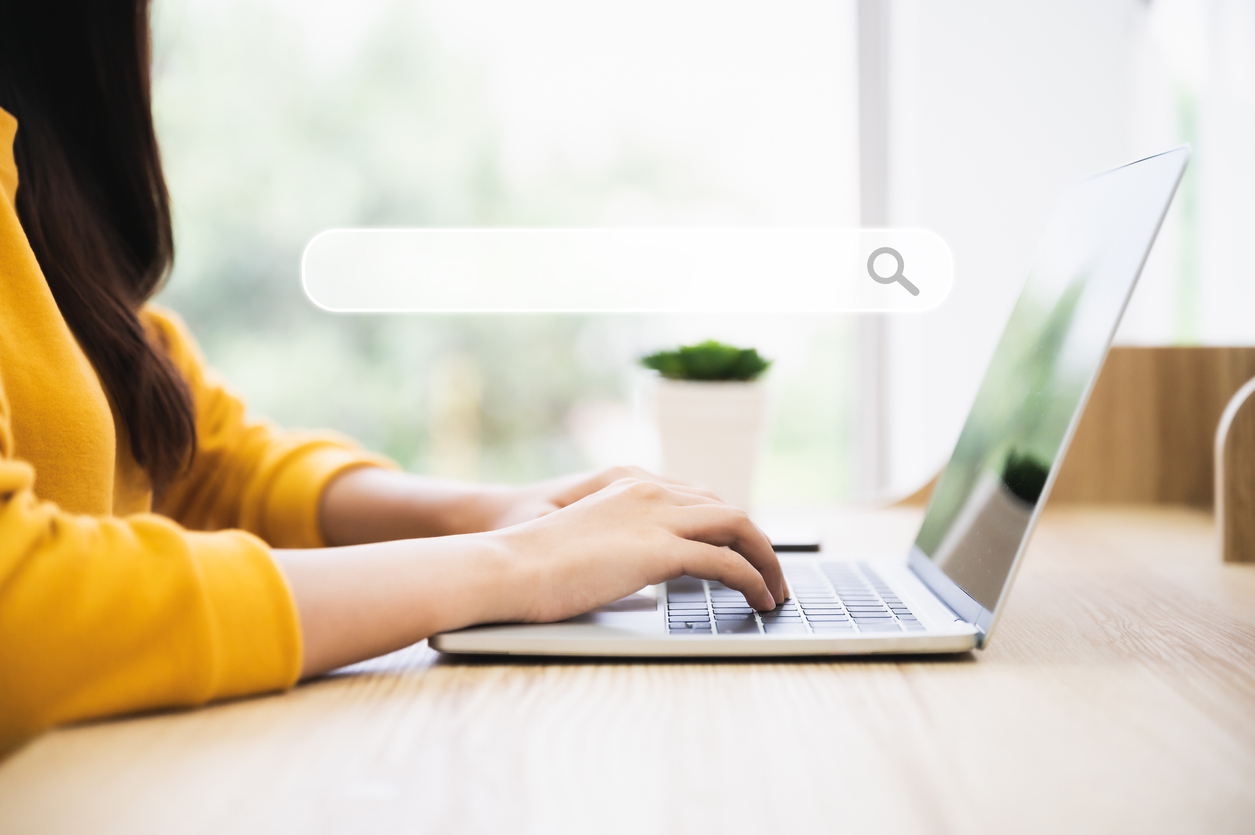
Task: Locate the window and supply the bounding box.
[153,0,861,501]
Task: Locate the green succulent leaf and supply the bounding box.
[639,340,772,382]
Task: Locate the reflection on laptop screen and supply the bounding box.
[914,148,1189,613]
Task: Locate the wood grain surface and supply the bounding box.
[1051,346,1255,505]
[1,507,1254,835]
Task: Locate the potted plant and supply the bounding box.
[639,340,772,510]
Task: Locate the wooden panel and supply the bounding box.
[1,508,1254,835]
[1050,346,1255,506]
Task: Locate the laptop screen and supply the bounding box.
[913,148,1189,614]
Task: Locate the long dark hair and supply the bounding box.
[0,0,195,489]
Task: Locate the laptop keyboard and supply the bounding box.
[666,562,926,636]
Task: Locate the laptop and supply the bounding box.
[431,146,1190,658]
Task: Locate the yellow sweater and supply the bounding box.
[0,108,389,751]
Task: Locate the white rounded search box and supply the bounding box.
[302,228,952,313]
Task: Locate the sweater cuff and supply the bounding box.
[261,444,398,549]
[189,529,303,700]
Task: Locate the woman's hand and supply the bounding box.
[474,465,722,531]
[488,476,784,621]
[280,476,784,677]
[319,465,723,546]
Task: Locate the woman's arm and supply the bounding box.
[318,464,722,545]
[278,477,785,678]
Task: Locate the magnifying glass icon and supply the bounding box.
[867,247,920,296]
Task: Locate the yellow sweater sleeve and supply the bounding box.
[147,308,397,548]
[0,376,302,753]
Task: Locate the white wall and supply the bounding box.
[880,0,1144,493]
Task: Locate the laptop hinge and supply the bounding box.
[908,546,989,633]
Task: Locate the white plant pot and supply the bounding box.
[643,377,770,510]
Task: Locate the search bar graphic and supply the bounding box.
[302,228,953,313]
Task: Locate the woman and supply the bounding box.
[0,1,785,750]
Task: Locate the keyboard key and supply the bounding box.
[716,618,761,634]
[668,603,709,611]
[809,623,855,631]
[903,622,927,630]
[855,622,902,632]
[763,624,808,634]
[805,614,850,622]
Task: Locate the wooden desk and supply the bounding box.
[2,507,1254,834]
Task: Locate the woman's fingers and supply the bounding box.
[664,503,786,604]
[667,539,776,611]
[636,471,723,501]
[555,468,724,507]
[602,480,784,604]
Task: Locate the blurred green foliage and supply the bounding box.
[149,0,855,498]
[151,0,684,481]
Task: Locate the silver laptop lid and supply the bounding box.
[908,147,1190,647]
